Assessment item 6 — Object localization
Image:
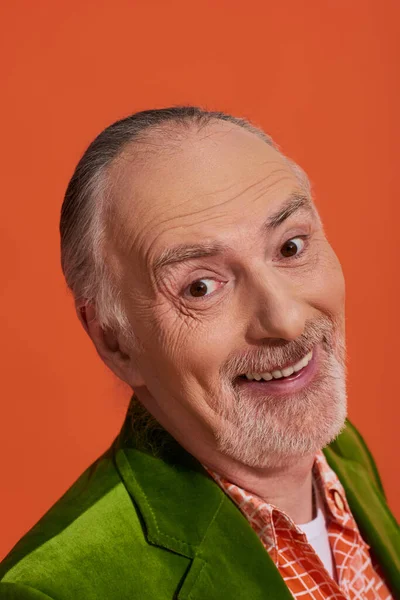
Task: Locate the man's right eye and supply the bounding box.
[186,278,221,298]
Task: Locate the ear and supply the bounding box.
[76,303,145,389]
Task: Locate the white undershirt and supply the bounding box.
[297,481,337,581]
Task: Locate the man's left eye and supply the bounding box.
[187,279,220,298]
[280,236,307,258]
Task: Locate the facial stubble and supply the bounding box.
[213,325,347,469]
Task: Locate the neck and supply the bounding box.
[203,450,316,524]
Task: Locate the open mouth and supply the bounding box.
[234,348,318,396]
[238,368,305,383]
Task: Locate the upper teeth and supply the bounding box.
[244,350,313,381]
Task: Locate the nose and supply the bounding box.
[244,268,308,342]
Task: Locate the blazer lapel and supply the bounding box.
[113,440,291,599]
[177,488,292,600]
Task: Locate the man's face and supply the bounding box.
[108,122,347,468]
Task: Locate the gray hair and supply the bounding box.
[60,106,308,335]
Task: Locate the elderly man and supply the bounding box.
[0,107,398,599]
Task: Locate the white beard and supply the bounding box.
[214,337,347,469]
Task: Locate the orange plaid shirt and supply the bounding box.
[206,451,393,599]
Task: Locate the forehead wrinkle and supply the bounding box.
[116,165,303,271]
[196,166,291,206]
[240,174,298,210]
[151,191,316,284]
[144,211,236,276]
[145,166,297,243]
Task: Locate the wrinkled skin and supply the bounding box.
[84,121,347,521]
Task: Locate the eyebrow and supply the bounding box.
[153,192,315,278]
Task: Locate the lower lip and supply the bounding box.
[235,348,319,397]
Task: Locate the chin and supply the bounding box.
[213,350,347,470]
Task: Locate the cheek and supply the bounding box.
[157,314,236,391]
[176,321,232,373]
[307,246,345,315]
[133,301,225,380]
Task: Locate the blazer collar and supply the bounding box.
[323,442,400,598]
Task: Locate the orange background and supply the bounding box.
[1,0,399,560]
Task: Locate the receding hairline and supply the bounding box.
[102,117,309,227]
[106,116,277,178]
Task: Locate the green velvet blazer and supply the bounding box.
[0,416,399,599]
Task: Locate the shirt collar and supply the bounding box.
[204,450,361,565]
